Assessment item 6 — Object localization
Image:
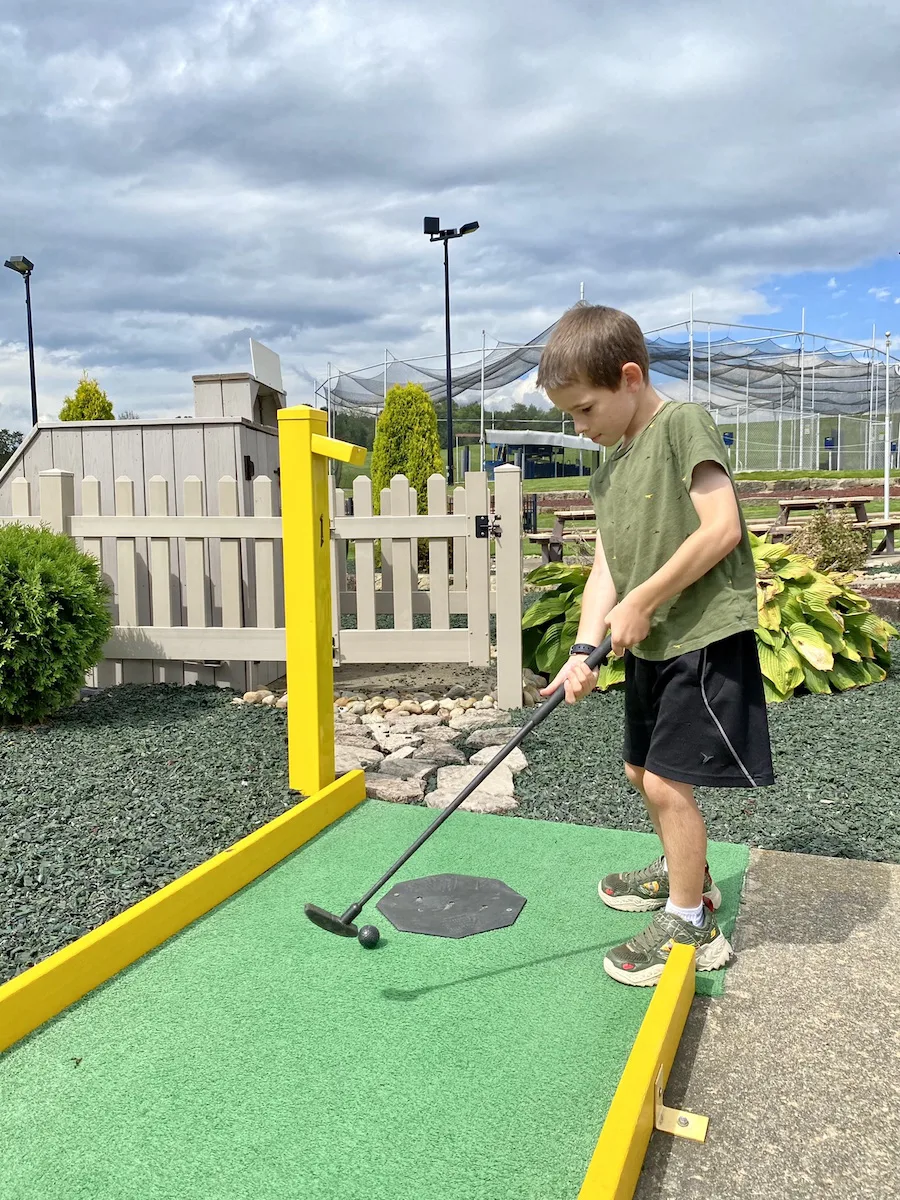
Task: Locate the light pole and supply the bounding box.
[4,256,38,427]
[423,217,479,485]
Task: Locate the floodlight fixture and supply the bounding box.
[3,254,38,425]
[422,218,480,485]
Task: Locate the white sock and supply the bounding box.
[665,899,706,927]
[661,856,668,874]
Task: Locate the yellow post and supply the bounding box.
[277,406,367,795]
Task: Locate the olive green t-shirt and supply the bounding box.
[589,400,758,661]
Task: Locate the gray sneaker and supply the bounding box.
[604,906,733,987]
[599,855,722,912]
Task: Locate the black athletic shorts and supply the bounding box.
[623,630,775,788]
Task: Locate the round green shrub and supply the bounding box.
[0,523,112,725]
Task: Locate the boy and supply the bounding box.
[537,304,774,987]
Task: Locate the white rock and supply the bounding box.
[378,758,439,782]
[383,698,401,710]
[243,690,264,704]
[424,788,518,815]
[366,776,425,803]
[417,726,465,744]
[384,714,445,732]
[464,726,522,749]
[380,746,417,762]
[468,746,528,774]
[412,693,434,704]
[474,698,493,709]
[435,764,516,798]
[397,701,422,714]
[231,698,245,705]
[421,700,440,714]
[337,712,362,726]
[373,732,423,753]
[276,694,288,710]
[349,701,366,715]
[457,698,476,710]
[334,746,384,773]
[411,742,466,766]
[448,709,509,732]
[261,694,276,707]
[438,697,457,710]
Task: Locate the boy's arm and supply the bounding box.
[606,461,742,656]
[575,530,618,648]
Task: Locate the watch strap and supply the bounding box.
[569,643,597,657]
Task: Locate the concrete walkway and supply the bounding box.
[636,849,900,1200]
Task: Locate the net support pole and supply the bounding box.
[744,370,750,472]
[689,292,695,404]
[707,323,712,411]
[885,333,892,520]
[868,324,877,469]
[480,328,486,471]
[811,352,816,470]
[799,308,806,470]
[777,377,784,470]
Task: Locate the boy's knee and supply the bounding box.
[624,762,644,790]
[642,770,693,808]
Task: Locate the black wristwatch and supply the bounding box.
[569,643,597,657]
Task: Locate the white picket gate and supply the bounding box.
[329,465,523,708]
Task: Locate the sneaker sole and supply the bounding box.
[598,881,723,913]
[603,932,733,987]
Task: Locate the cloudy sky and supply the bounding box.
[2,0,900,429]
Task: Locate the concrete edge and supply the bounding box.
[0,770,367,1056]
[577,943,696,1199]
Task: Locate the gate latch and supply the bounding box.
[475,514,502,539]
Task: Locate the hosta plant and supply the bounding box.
[750,533,895,701]
[521,562,626,690]
[521,539,896,702]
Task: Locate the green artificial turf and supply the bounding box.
[2,800,748,1200]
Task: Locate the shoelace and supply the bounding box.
[624,855,666,884]
[627,911,683,953]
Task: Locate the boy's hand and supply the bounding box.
[606,594,651,657]
[539,655,599,705]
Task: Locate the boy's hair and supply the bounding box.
[536,303,650,391]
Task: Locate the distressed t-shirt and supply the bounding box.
[588,401,758,660]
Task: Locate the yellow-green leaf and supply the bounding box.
[763,677,790,703]
[805,599,845,634]
[827,659,860,691]
[788,623,834,671]
[758,643,788,693]
[777,559,814,581]
[758,598,782,630]
[597,656,626,691]
[802,663,832,694]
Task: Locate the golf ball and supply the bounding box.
[358,924,380,948]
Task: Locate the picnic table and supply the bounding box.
[527,507,597,564]
[776,495,872,525]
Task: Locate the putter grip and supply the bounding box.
[521,633,613,731]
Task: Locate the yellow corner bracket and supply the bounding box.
[277,406,366,795]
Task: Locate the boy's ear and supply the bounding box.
[620,362,644,390]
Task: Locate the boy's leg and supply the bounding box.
[600,762,721,911]
[641,772,706,910]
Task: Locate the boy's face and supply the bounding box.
[545,365,644,448]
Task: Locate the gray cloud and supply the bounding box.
[2,0,900,426]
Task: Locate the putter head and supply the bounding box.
[304,903,359,937]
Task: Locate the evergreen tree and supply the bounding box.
[59,372,114,421]
[371,383,444,514]
[0,429,24,470]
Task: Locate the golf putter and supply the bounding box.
[305,635,614,937]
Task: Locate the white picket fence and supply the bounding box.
[1,465,524,707]
[330,465,523,705]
